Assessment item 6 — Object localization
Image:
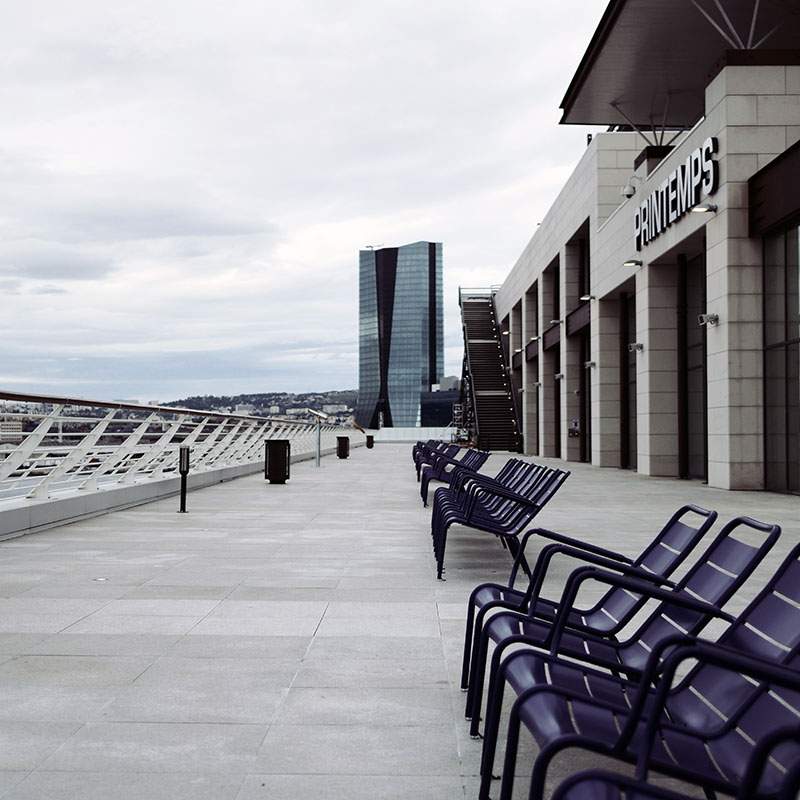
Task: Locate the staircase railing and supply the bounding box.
[458,287,487,447]
[490,292,524,452]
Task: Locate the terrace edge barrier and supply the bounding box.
[0,390,363,540]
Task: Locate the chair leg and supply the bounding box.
[461,597,477,691]
[468,630,493,733]
[506,536,531,579]
[466,614,487,715]
[436,528,447,580]
[479,657,507,780]
[497,702,522,800]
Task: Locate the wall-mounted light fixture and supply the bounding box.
[579,294,595,302]
[514,348,523,354]
[501,330,510,336]
[584,361,596,369]
[554,372,564,381]
[529,335,539,342]
[698,313,720,326]
[550,319,562,325]
[628,342,644,353]
[691,203,718,214]
[623,259,643,268]
[532,381,542,388]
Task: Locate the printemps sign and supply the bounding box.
[634,137,719,251]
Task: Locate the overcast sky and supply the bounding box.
[1,0,608,402]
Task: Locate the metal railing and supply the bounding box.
[0,390,350,504]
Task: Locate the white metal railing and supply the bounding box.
[0,390,351,504]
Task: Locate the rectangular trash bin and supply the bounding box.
[336,436,350,459]
[265,440,290,483]
[366,435,374,449]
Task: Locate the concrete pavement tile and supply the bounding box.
[27,634,182,657]
[235,774,464,799]
[305,636,445,662]
[293,658,449,688]
[39,722,266,773]
[256,723,461,776]
[169,635,309,659]
[10,771,243,799]
[0,722,82,770]
[275,687,454,726]
[0,655,151,687]
[63,615,201,636]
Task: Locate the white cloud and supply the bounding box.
[0,0,608,400]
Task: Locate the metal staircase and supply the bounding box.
[459,289,521,451]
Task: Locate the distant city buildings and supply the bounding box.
[0,419,23,443]
[356,241,444,428]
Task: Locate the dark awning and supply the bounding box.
[560,0,800,128]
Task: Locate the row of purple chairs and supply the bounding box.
[448,490,800,799]
[428,456,569,580]
[418,447,490,507]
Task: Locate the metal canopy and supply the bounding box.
[560,0,800,129]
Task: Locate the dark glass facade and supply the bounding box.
[356,242,444,428]
[764,221,800,494]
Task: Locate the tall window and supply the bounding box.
[764,222,800,494]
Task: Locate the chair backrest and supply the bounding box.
[580,505,717,633]
[617,516,780,672]
[502,468,570,533]
[644,545,800,797]
[666,542,800,726]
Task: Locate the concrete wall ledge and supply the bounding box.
[0,443,361,541]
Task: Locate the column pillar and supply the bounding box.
[538,272,558,457]
[592,297,622,466]
[705,210,764,489]
[561,243,582,461]
[522,286,539,455]
[635,263,680,476]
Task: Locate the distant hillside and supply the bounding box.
[164,390,358,414]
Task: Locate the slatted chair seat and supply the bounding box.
[460,505,716,705]
[551,725,800,800]
[485,528,799,800]
[469,515,772,743]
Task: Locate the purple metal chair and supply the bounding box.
[551,725,800,800]
[412,439,441,463]
[460,505,717,701]
[486,526,794,800]
[429,460,543,570]
[471,515,779,746]
[420,447,490,506]
[430,463,569,580]
[431,459,540,536]
[415,442,460,480]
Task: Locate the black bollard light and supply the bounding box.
[178,444,190,513]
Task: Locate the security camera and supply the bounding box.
[621,183,636,199]
[697,313,719,326]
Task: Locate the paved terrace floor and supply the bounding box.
[0,444,797,799]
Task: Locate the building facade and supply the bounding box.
[494,1,800,493]
[357,242,444,428]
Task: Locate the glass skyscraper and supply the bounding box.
[356,242,444,428]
